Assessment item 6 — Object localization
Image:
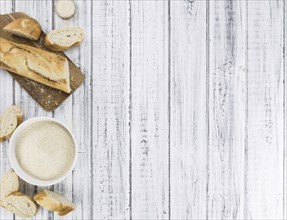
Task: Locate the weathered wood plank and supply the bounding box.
[207,1,246,219]
[12,1,53,220]
[246,1,284,219]
[92,1,130,219]
[0,0,15,219]
[285,2,287,219]
[67,1,93,220]
[170,1,207,219]
[130,1,169,219]
[52,0,75,219]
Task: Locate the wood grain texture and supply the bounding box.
[1,0,287,219]
[246,1,285,219]
[130,1,169,219]
[12,1,53,220]
[52,1,75,219]
[208,1,246,219]
[285,2,287,219]
[0,1,15,219]
[170,1,207,219]
[67,1,93,220]
[10,1,52,220]
[92,1,130,219]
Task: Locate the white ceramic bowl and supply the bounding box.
[9,117,78,186]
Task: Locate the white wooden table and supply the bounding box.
[0,0,286,219]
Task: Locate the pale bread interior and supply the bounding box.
[45,190,76,208]
[0,171,19,200]
[0,113,17,140]
[34,190,76,216]
[5,106,23,121]
[0,106,23,141]
[56,0,75,19]
[0,192,37,218]
[47,27,84,48]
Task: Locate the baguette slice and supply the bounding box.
[0,37,71,93]
[0,106,23,142]
[44,27,84,51]
[34,190,76,216]
[4,106,23,123]
[3,17,42,41]
[0,192,38,218]
[0,171,19,200]
[56,0,76,20]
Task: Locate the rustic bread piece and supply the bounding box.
[0,37,71,93]
[3,17,42,41]
[0,192,38,218]
[44,27,84,51]
[34,190,76,216]
[56,0,76,20]
[5,106,23,123]
[0,171,19,200]
[0,106,23,142]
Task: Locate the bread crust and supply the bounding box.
[44,28,84,52]
[0,106,23,142]
[44,37,78,52]
[34,190,76,216]
[0,171,19,200]
[0,192,38,218]
[0,37,71,93]
[3,17,42,41]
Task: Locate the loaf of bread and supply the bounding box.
[0,192,38,218]
[34,190,76,216]
[3,17,42,41]
[0,37,71,93]
[0,106,23,142]
[0,171,19,200]
[44,27,84,51]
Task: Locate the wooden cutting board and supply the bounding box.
[0,12,84,111]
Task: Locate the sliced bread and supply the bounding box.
[0,192,38,218]
[44,27,84,51]
[0,106,23,142]
[56,0,76,20]
[4,106,23,123]
[34,190,76,216]
[0,171,19,201]
[3,17,42,41]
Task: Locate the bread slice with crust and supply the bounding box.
[0,192,38,218]
[3,17,42,41]
[34,190,76,216]
[4,106,23,123]
[44,27,84,51]
[0,171,19,201]
[0,106,23,142]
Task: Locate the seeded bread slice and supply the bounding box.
[0,106,23,142]
[3,17,42,41]
[34,190,76,216]
[0,171,19,201]
[0,192,38,218]
[44,27,84,51]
